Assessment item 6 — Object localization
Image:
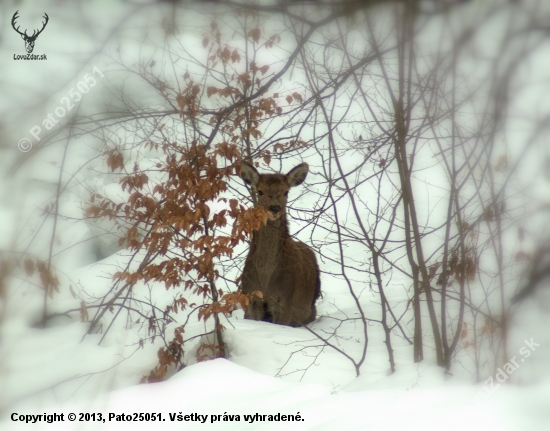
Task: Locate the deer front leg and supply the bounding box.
[268,300,293,326]
[244,296,266,321]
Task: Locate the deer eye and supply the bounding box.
[257,190,264,196]
[284,191,289,196]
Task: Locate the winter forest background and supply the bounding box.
[1,0,550,430]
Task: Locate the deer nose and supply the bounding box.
[269,205,281,214]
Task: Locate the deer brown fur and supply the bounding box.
[239,161,321,326]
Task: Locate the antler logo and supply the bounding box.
[12,11,49,54]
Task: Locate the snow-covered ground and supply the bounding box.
[2,252,549,430]
[6,357,550,431]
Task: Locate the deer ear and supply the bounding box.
[240,161,260,187]
[286,163,309,187]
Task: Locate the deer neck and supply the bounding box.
[250,214,289,281]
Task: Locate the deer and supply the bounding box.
[239,161,321,327]
[12,11,49,54]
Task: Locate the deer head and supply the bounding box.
[12,11,49,54]
[240,161,309,221]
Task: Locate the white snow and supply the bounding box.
[5,357,550,431]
